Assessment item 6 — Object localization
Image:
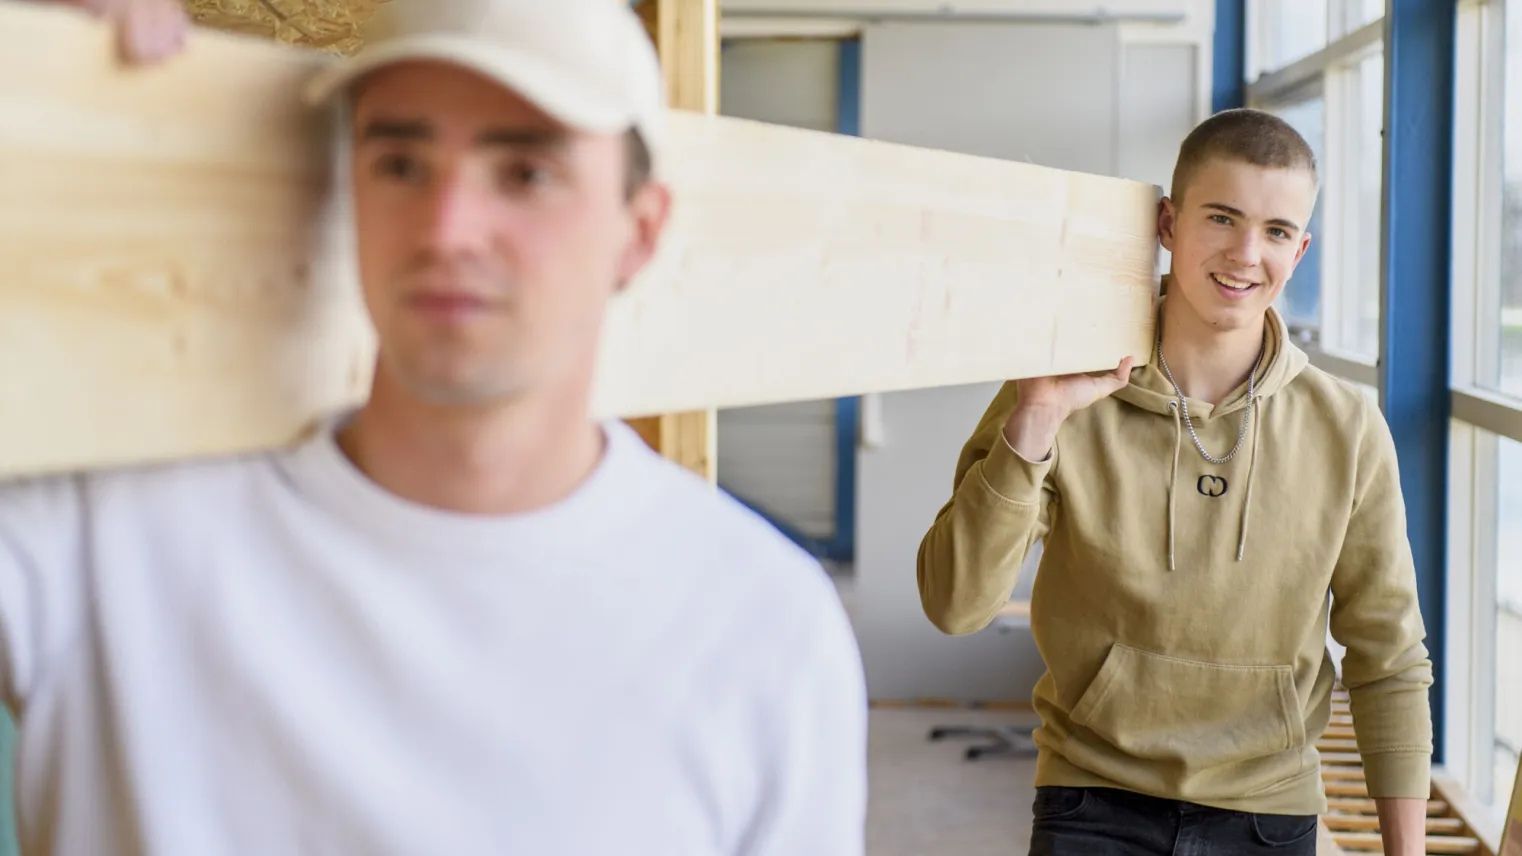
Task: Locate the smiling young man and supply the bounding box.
[917,108,1433,855]
[0,2,867,854]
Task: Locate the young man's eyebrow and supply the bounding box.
[357,120,569,150]
[1201,202,1302,233]
[360,118,432,142]
[476,127,570,149]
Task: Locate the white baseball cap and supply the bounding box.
[303,0,666,166]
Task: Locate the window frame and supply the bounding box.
[1249,0,1522,821]
[1450,0,1522,822]
[1246,2,1384,385]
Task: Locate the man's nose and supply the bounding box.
[422,167,494,254]
[1225,230,1262,267]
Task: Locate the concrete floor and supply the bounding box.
[867,706,1040,856]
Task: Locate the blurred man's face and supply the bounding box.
[349,60,669,408]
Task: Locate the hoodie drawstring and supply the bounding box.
[1167,400,1181,572]
[1237,394,1263,562]
[1167,394,1262,570]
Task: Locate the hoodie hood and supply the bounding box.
[1112,283,1310,571]
[1114,282,1310,417]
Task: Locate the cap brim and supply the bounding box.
[302,33,636,136]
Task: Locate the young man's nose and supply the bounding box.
[421,168,496,254]
[1224,231,1263,267]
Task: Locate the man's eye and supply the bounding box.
[1268,227,1289,239]
[500,161,552,191]
[373,153,424,182]
[1209,213,1232,225]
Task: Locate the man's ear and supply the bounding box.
[1292,230,1313,268]
[614,180,672,293]
[1158,196,1178,252]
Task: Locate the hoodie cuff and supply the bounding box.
[1360,752,1432,800]
[978,428,1053,505]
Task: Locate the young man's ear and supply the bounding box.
[614,180,672,294]
[1287,230,1314,274]
[1157,196,1178,253]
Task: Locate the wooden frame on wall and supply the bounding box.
[628,0,721,483]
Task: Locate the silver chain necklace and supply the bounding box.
[1156,337,1264,465]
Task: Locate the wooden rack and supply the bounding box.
[1317,685,1500,856]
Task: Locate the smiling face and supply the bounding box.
[348,60,670,409]
[1158,155,1317,335]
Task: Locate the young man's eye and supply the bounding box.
[372,153,425,183]
[1209,213,1232,225]
[1268,227,1290,240]
[498,160,553,192]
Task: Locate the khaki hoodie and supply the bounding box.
[917,299,1434,816]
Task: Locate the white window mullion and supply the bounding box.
[1474,429,1501,808]
[1476,0,1508,392]
[1446,418,1479,790]
[1453,0,1490,392]
[1320,64,1350,350]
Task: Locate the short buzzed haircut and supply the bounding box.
[1169,107,1320,205]
[625,129,652,199]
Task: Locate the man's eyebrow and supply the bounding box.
[476,127,570,149]
[1202,202,1301,233]
[357,120,569,150]
[360,119,432,142]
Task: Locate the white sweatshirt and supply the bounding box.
[0,417,867,856]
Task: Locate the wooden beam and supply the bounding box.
[1430,770,1505,856]
[627,0,722,483]
[1315,689,1494,856]
[1506,760,1522,856]
[0,0,1161,480]
[659,0,719,116]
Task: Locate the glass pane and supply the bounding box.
[1346,0,1384,32]
[1271,97,1327,331]
[1338,52,1384,358]
[1496,435,1522,817]
[1500,0,1522,398]
[1257,0,1329,73]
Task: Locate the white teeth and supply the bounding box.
[1213,273,1255,290]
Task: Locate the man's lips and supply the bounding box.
[1211,272,1260,296]
[406,291,493,318]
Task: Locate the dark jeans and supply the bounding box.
[1028,787,1319,856]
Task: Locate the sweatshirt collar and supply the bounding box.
[272,412,660,559]
[1113,285,1308,420]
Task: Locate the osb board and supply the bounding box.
[183,0,382,54]
[0,0,1160,479]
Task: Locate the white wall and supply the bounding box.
[853,19,1119,702]
[718,8,1209,701]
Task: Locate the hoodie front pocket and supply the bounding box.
[1069,643,1307,772]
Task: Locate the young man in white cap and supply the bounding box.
[918,108,1432,854]
[0,1,868,854]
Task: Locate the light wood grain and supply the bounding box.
[596,109,1162,416]
[1505,759,1522,856]
[0,0,1161,479]
[0,0,369,480]
[1432,769,1505,856]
